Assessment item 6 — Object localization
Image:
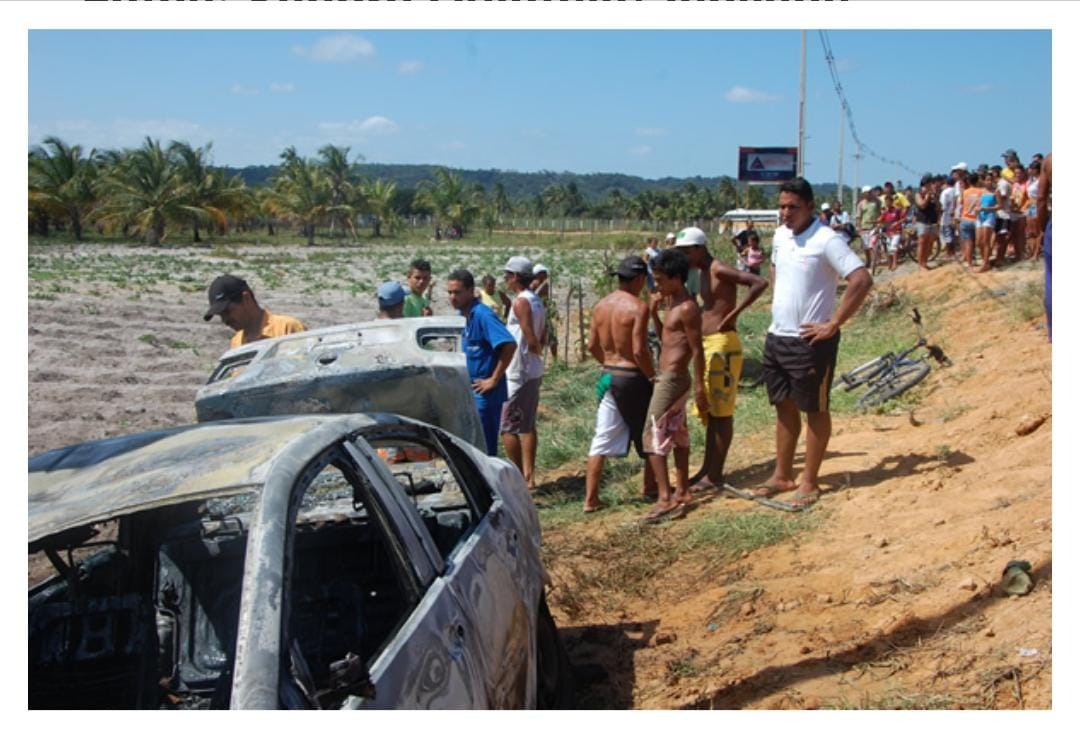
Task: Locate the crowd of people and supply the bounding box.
[203,255,559,490]
[203,154,1049,521]
[843,149,1050,276]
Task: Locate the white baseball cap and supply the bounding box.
[533,263,549,275]
[951,161,968,171]
[665,232,676,241]
[674,227,707,247]
[821,202,831,211]
[861,185,872,193]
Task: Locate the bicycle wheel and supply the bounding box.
[835,354,892,391]
[856,361,931,409]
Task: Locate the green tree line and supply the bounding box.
[28,136,780,246]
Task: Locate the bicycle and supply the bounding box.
[835,307,951,409]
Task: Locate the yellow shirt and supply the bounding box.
[230,309,306,349]
[880,192,910,210]
[478,289,503,320]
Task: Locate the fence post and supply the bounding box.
[564,280,573,365]
[577,279,586,363]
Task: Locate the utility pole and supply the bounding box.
[853,142,862,214]
[797,30,806,178]
[837,99,844,209]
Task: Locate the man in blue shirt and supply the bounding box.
[447,268,517,456]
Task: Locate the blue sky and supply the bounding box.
[29,29,1050,188]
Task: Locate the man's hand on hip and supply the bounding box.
[799,320,838,344]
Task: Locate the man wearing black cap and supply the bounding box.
[203,274,306,349]
[583,256,658,513]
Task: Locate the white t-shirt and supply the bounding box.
[507,287,545,384]
[996,178,1012,220]
[940,187,957,225]
[768,218,865,337]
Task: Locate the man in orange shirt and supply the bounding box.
[203,274,306,348]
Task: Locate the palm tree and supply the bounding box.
[492,182,511,216]
[93,137,208,246]
[167,141,252,242]
[362,178,399,237]
[268,146,351,246]
[414,168,481,236]
[28,136,97,241]
[318,144,361,237]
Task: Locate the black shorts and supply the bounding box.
[606,366,653,458]
[996,216,1012,235]
[762,332,840,413]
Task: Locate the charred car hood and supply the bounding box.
[194,317,486,451]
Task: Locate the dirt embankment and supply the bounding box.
[543,261,1052,709]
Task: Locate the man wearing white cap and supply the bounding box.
[674,226,767,494]
[501,255,546,488]
[530,263,558,363]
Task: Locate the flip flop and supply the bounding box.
[642,503,687,524]
[721,484,810,513]
[583,501,607,514]
[751,482,789,498]
[688,478,720,493]
[788,488,821,508]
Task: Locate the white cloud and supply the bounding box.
[269,82,295,93]
[230,83,259,96]
[318,115,400,138]
[441,141,466,151]
[635,127,667,137]
[628,145,652,156]
[33,118,209,151]
[960,83,993,94]
[397,60,423,76]
[724,85,783,103]
[295,34,376,63]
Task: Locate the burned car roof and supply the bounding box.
[28,414,380,543]
[194,316,486,451]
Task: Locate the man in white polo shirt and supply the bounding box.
[754,177,873,508]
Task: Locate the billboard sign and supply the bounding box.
[738,146,798,183]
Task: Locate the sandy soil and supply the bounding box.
[542,260,1052,709]
[27,245,1051,709]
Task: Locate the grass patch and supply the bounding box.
[683,509,814,556]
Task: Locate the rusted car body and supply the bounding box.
[29,413,570,709]
[195,317,485,451]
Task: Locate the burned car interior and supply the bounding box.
[29,424,498,709]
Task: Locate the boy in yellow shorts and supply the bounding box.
[674,227,768,491]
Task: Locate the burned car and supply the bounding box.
[29,413,572,709]
[195,316,486,451]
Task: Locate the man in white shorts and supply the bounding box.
[584,257,657,513]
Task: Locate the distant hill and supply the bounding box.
[220,161,858,205]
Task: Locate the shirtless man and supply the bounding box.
[674,227,768,492]
[583,256,658,513]
[642,248,706,523]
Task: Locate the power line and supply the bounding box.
[817,31,921,180]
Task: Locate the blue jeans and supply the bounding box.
[473,381,508,456]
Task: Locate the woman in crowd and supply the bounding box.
[960,171,983,269]
[913,174,940,270]
[976,170,999,273]
[1026,160,1043,260]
